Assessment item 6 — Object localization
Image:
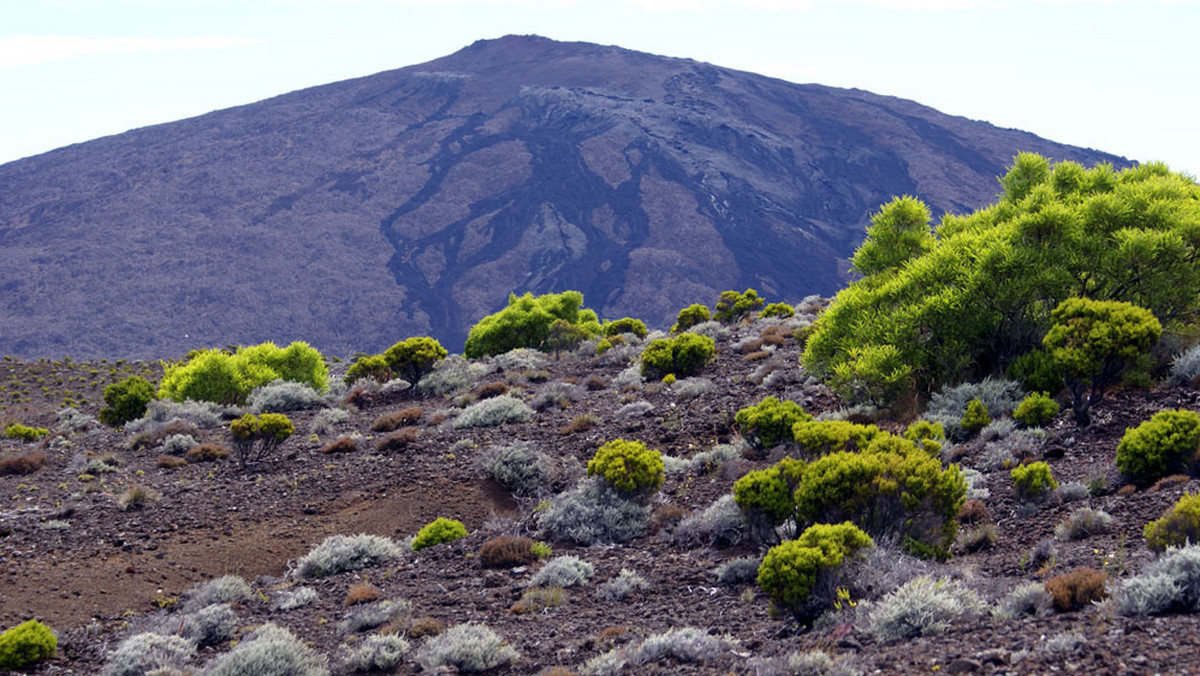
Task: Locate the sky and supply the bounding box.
[1,0,1197,177]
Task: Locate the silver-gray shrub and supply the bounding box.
[612,364,644,389]
[452,395,534,429]
[294,534,403,579]
[1057,481,1091,503]
[672,377,715,401]
[977,429,1044,471]
[103,632,196,676]
[308,407,350,436]
[1168,343,1200,387]
[414,622,519,673]
[596,342,641,367]
[1042,631,1087,655]
[630,627,738,665]
[843,542,933,599]
[491,348,546,371]
[178,602,237,647]
[959,467,990,501]
[248,380,328,413]
[125,399,227,434]
[180,575,251,613]
[674,494,747,548]
[615,400,654,421]
[341,634,410,673]
[663,442,743,476]
[750,649,841,676]
[379,378,412,396]
[926,377,1024,440]
[271,586,317,612]
[160,434,197,456]
[529,555,594,588]
[56,406,96,431]
[979,418,1016,442]
[714,556,760,585]
[204,623,329,676]
[991,581,1053,620]
[1054,508,1114,541]
[537,477,651,545]
[481,441,552,497]
[1117,543,1200,615]
[417,356,494,396]
[339,599,412,633]
[860,576,985,642]
[596,569,649,602]
[684,320,729,341]
[530,381,583,411]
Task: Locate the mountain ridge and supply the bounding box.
[0,35,1129,358]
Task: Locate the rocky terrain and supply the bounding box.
[3,312,1200,674]
[0,35,1128,359]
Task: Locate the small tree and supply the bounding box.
[464,291,601,358]
[1043,298,1162,426]
[229,413,294,468]
[344,354,393,385]
[671,304,711,334]
[544,319,588,360]
[383,337,447,385]
[714,289,764,324]
[99,376,155,426]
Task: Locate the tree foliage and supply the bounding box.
[159,341,328,405]
[99,376,155,426]
[804,155,1200,405]
[383,336,448,384]
[714,288,764,324]
[464,291,601,358]
[230,412,295,468]
[640,333,715,379]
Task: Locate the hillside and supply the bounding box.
[0,35,1128,359]
[3,315,1200,673]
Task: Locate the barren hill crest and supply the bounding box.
[0,34,1126,358]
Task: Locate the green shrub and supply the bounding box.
[3,424,49,443]
[1144,493,1200,553]
[1007,348,1064,395]
[792,420,882,455]
[1011,461,1058,502]
[759,302,795,319]
[0,619,57,670]
[756,523,873,616]
[671,304,711,334]
[960,398,991,436]
[640,333,715,379]
[587,439,664,496]
[1116,409,1200,484]
[411,517,468,551]
[714,288,764,323]
[804,157,1198,407]
[827,344,913,406]
[903,420,945,456]
[159,341,328,405]
[99,376,154,426]
[603,317,648,339]
[732,457,805,536]
[1013,391,1060,427]
[1043,297,1162,426]
[229,412,294,468]
[295,534,403,579]
[344,354,392,385]
[735,396,812,451]
[384,337,447,384]
[791,445,966,558]
[464,291,601,358]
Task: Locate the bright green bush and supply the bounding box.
[1043,297,1162,426]
[1006,348,1064,395]
[640,333,715,379]
[411,517,468,551]
[0,619,56,670]
[159,341,328,405]
[792,420,881,455]
[464,291,601,358]
[827,344,914,407]
[759,302,795,319]
[671,304,711,334]
[714,288,764,323]
[960,398,991,436]
[587,439,664,496]
[603,317,648,339]
[99,375,155,426]
[344,354,392,385]
[791,445,965,559]
[803,156,1200,406]
[1116,409,1200,484]
[756,523,873,615]
[1144,495,1200,553]
[735,397,812,451]
[1013,392,1060,427]
[4,424,49,443]
[732,457,805,534]
[903,420,945,456]
[383,336,447,384]
[229,412,294,468]
[1011,461,1058,502]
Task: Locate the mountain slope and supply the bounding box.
[0,35,1127,358]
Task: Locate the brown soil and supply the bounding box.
[3,323,1200,674]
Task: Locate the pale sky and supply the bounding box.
[1,0,1197,178]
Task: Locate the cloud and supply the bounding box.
[0,35,263,70]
